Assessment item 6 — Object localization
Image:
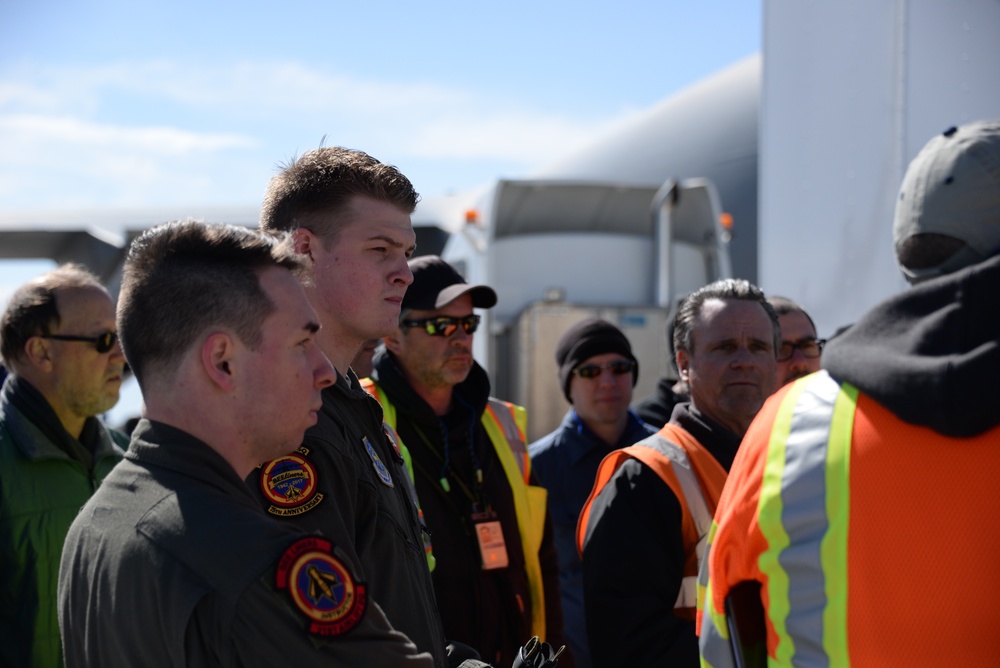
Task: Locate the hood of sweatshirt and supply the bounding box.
[823,253,1000,438]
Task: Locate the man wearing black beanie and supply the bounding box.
[528,318,656,668]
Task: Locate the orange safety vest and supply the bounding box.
[699,371,1000,667]
[577,422,728,620]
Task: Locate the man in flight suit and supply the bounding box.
[57,221,451,666]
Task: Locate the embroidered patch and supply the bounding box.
[260,453,324,516]
[276,536,367,636]
[363,436,393,487]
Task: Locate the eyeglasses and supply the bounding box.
[41,331,119,354]
[572,359,636,379]
[777,338,826,362]
[402,314,481,338]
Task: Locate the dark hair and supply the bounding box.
[260,146,419,244]
[673,278,780,355]
[117,220,304,388]
[767,295,817,334]
[1,264,104,367]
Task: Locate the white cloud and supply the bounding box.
[0,114,254,154]
[0,59,633,207]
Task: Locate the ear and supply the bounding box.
[23,336,54,370]
[291,227,316,258]
[676,349,691,384]
[201,332,238,393]
[382,332,403,355]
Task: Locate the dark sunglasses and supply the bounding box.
[402,314,481,338]
[572,359,635,379]
[41,331,119,354]
[777,338,826,362]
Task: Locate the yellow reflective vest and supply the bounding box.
[361,380,550,640]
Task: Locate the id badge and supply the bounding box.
[472,511,509,570]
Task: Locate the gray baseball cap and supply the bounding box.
[893,120,1000,283]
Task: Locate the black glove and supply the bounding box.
[511,636,565,668]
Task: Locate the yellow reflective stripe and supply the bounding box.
[486,399,530,484]
[821,382,858,665]
[699,519,737,668]
[481,405,547,640]
[757,376,810,667]
[366,382,436,571]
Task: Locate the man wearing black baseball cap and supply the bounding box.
[364,256,572,668]
[528,318,656,668]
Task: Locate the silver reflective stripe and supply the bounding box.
[769,371,842,667]
[634,433,713,609]
[487,398,527,479]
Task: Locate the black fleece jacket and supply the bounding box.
[371,350,570,668]
[824,253,1000,438]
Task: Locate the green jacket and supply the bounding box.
[0,388,126,668]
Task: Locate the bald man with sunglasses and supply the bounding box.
[0,264,128,667]
[364,255,572,668]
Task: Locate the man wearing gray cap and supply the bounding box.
[700,120,1000,666]
[527,318,655,668]
[364,255,571,668]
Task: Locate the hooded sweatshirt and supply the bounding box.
[823,252,1000,437]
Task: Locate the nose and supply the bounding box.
[787,346,809,366]
[596,367,617,386]
[393,257,414,287]
[109,339,125,362]
[450,323,472,343]
[312,348,336,389]
[730,346,755,368]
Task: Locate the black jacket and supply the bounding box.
[63,420,437,667]
[632,377,689,429]
[371,350,570,668]
[580,403,740,667]
[247,370,447,668]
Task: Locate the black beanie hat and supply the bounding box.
[555,318,639,402]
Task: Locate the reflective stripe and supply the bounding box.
[633,433,713,609]
[485,399,530,484]
[758,371,856,667]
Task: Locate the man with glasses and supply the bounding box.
[528,318,656,668]
[0,264,128,667]
[768,296,824,387]
[577,279,778,667]
[364,255,571,667]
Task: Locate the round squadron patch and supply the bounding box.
[260,454,324,517]
[363,436,394,487]
[276,537,367,636]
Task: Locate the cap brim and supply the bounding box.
[435,284,497,310]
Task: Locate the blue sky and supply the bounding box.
[1,1,761,421]
[2,0,761,212]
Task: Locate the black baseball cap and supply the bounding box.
[401,255,497,312]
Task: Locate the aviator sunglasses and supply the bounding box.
[402,314,481,338]
[41,331,119,354]
[572,359,636,379]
